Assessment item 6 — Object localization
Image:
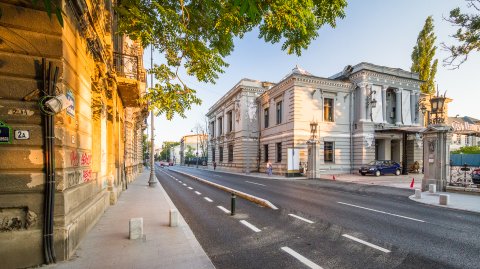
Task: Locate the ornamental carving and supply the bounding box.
[364,133,374,148]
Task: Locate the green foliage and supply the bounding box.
[185,145,195,159]
[411,16,438,95]
[443,0,480,68]
[452,146,480,154]
[30,0,64,27]
[159,141,180,160]
[117,0,347,118]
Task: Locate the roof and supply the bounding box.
[330,62,422,82]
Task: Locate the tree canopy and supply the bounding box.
[116,0,347,119]
[411,16,438,95]
[443,0,480,68]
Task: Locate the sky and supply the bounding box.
[144,0,480,147]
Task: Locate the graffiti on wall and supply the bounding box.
[70,151,92,167]
[66,169,95,188]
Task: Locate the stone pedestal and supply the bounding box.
[422,125,452,192]
[307,141,320,179]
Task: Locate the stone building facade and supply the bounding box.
[208,63,424,176]
[448,116,480,151]
[0,0,147,268]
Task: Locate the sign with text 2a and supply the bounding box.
[0,121,12,144]
[66,89,75,118]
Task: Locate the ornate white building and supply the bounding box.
[207,63,425,176]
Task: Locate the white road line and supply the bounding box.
[239,220,261,233]
[342,234,391,253]
[204,197,213,202]
[183,183,187,186]
[281,247,323,269]
[188,187,193,190]
[337,202,426,223]
[195,191,201,195]
[288,214,314,224]
[178,181,182,183]
[217,206,231,214]
[245,181,266,186]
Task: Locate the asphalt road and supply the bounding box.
[155,166,480,269]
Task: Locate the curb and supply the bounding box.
[408,194,480,215]
[168,169,279,210]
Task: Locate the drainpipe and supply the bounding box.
[41,59,58,264]
[256,99,261,172]
[350,87,354,173]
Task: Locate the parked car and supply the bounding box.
[472,169,480,184]
[359,160,401,177]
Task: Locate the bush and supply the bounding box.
[451,146,480,154]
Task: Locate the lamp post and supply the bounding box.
[191,129,199,168]
[308,121,318,179]
[148,45,157,187]
[429,92,447,125]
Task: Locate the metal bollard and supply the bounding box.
[231,193,236,216]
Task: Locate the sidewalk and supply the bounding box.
[51,169,214,269]
[409,191,480,214]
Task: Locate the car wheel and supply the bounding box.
[360,173,366,176]
[375,170,381,177]
[395,169,401,176]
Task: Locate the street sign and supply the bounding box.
[0,121,12,144]
[14,130,30,140]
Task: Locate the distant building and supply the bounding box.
[448,116,480,151]
[180,134,208,165]
[207,63,425,176]
[170,145,181,164]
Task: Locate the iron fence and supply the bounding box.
[113,52,139,80]
[449,154,480,187]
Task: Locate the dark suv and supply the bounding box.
[359,160,401,177]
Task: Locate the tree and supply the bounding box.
[159,141,180,160]
[443,0,480,68]
[411,16,438,95]
[193,121,208,158]
[116,0,347,119]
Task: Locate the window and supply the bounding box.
[228,144,233,162]
[212,148,216,162]
[219,146,223,162]
[324,98,334,122]
[264,144,269,162]
[324,142,334,162]
[227,111,233,133]
[210,121,215,138]
[456,134,461,144]
[276,101,282,124]
[264,108,269,128]
[218,117,223,135]
[276,143,282,162]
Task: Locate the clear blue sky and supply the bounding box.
[145,0,480,146]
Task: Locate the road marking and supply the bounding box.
[239,220,261,233]
[288,214,314,224]
[179,181,182,183]
[281,247,323,269]
[342,234,391,253]
[204,197,213,202]
[217,206,231,214]
[337,202,426,223]
[245,181,266,186]
[183,183,187,186]
[188,187,193,190]
[195,191,201,195]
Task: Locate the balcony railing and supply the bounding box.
[113,52,139,80]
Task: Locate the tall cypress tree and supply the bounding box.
[411,16,438,95]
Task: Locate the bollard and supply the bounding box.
[414,189,422,199]
[129,218,143,240]
[439,194,450,205]
[231,193,236,216]
[429,184,436,193]
[169,209,178,227]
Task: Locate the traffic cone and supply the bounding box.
[333,175,336,181]
[410,178,415,189]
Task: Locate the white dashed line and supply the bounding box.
[245,181,266,186]
[178,181,183,183]
[183,183,187,186]
[204,197,213,202]
[288,214,314,224]
[342,234,391,253]
[188,187,193,190]
[217,206,231,214]
[239,220,261,233]
[337,202,426,223]
[281,247,323,269]
[195,191,201,195]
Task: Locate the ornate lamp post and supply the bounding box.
[429,92,447,125]
[307,121,318,179]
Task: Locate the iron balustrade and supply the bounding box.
[113,52,139,80]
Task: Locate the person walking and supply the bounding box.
[267,161,273,176]
[213,161,217,170]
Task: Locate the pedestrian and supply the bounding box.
[267,161,272,176]
[213,161,217,170]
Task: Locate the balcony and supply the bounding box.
[113,52,146,107]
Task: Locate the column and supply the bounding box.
[358,83,367,121]
[410,90,416,125]
[381,85,387,123]
[366,84,373,122]
[415,93,420,125]
[395,88,402,125]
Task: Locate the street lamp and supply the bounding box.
[191,129,199,168]
[429,91,447,125]
[310,121,318,140]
